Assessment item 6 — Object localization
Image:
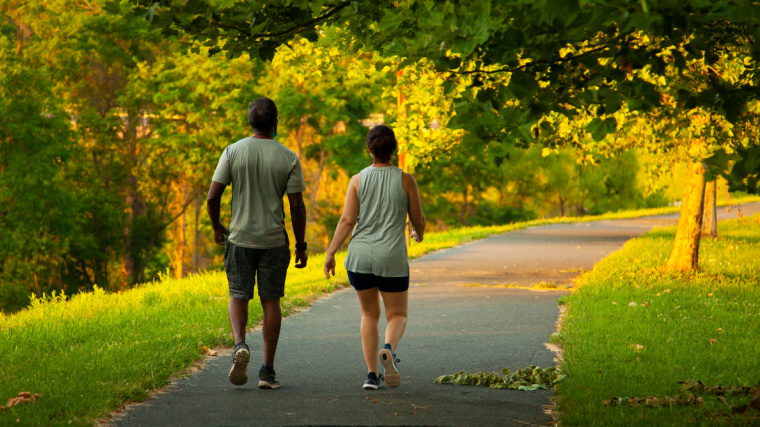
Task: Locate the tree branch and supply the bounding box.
[209,0,351,41]
[453,45,610,76]
[253,1,351,39]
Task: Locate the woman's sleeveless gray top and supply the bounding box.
[344,166,409,277]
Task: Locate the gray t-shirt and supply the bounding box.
[212,136,306,248]
[344,166,409,277]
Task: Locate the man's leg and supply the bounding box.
[256,244,289,389]
[228,294,252,386]
[228,296,249,345]
[224,240,254,386]
[259,297,282,368]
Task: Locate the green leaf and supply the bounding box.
[104,0,121,15]
[509,71,539,99]
[442,80,455,96]
[185,0,209,15]
[153,10,175,28]
[587,117,617,141]
[518,384,544,391]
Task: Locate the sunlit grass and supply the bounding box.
[0,251,346,426]
[556,215,760,426]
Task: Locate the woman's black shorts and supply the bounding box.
[347,271,409,293]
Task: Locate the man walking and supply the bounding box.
[206,97,308,389]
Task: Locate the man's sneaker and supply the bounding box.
[258,365,281,389]
[228,343,250,386]
[363,372,382,390]
[379,344,401,388]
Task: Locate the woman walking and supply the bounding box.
[324,125,425,390]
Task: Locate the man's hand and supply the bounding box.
[323,253,336,279]
[294,249,308,268]
[213,225,229,245]
[411,229,423,243]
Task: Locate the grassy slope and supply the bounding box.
[1,197,758,425]
[556,216,760,426]
[0,251,346,426]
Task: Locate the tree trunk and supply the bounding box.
[665,153,706,271]
[701,180,718,238]
[176,200,186,279]
[306,146,326,224]
[193,192,201,272]
[459,186,470,225]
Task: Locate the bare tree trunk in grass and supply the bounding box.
[701,180,718,238]
[193,192,201,272]
[665,152,707,271]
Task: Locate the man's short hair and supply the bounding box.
[248,97,278,130]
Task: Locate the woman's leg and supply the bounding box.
[380,290,408,351]
[356,288,382,374]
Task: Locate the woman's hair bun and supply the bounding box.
[366,125,397,163]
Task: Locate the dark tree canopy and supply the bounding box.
[127,0,760,145]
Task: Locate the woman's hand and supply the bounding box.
[411,229,422,243]
[324,253,336,279]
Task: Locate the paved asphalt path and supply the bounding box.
[114,203,758,427]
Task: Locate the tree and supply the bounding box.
[127,0,760,272]
[0,39,77,311]
[2,0,266,290]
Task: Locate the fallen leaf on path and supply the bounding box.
[200,346,218,356]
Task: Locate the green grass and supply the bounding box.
[556,215,760,426]
[1,198,758,425]
[0,252,346,426]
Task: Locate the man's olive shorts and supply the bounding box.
[224,240,290,300]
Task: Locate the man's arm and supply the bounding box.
[207,181,229,245]
[287,191,307,268]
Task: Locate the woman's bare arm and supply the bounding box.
[402,172,425,242]
[324,174,360,277]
